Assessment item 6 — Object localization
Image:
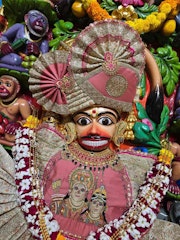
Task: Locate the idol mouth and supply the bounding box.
[78,136,110,151]
[81,139,109,147]
[0,91,9,97]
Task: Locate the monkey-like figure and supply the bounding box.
[0,10,49,72]
[0,74,31,146]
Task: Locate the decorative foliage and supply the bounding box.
[135,3,158,19]
[133,102,170,155]
[85,0,112,20]
[100,0,117,12]
[49,20,80,50]
[151,45,180,96]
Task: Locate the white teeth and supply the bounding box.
[82,140,108,147]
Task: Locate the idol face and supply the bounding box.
[73,107,118,152]
[70,182,87,203]
[0,76,16,99]
[89,198,105,217]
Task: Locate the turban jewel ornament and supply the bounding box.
[29,50,74,115]
[68,19,146,114]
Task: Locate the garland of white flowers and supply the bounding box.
[13,127,174,240]
[13,128,60,240]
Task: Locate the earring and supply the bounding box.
[64,122,77,144]
[123,110,137,141]
[112,120,127,147]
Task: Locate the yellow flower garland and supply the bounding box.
[23,115,40,129]
[158,148,174,165]
[159,0,180,17]
[126,3,172,34]
[80,0,180,35]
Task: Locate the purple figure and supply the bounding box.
[0,10,49,72]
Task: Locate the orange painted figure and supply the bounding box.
[0,74,31,145]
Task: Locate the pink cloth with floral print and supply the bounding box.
[43,150,132,239]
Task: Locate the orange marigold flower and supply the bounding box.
[86,1,112,21]
[82,0,96,10]
[163,0,179,9]
[56,233,66,240]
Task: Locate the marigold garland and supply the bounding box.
[159,0,180,17]
[84,0,112,21]
[81,0,180,35]
[159,2,172,15]
[126,5,171,33]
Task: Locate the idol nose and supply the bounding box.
[89,120,100,135]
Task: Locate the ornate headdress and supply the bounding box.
[29,19,145,115]
[69,168,94,191]
[91,186,107,203]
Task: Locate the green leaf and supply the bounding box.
[166,80,176,96]
[135,3,158,19]
[133,122,151,142]
[136,102,149,120]
[156,105,169,135]
[100,0,117,12]
[152,45,180,96]
[52,28,64,37]
[64,22,74,31]
[139,73,146,98]
[49,36,61,48]
[148,148,160,155]
[150,130,161,144]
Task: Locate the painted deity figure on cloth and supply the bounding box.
[80,186,107,226]
[50,168,93,219]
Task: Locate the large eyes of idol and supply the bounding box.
[0,80,12,88]
[76,116,91,126]
[75,115,115,126]
[98,116,114,126]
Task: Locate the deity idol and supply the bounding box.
[0,74,31,146]
[0,20,179,240]
[0,10,49,72]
